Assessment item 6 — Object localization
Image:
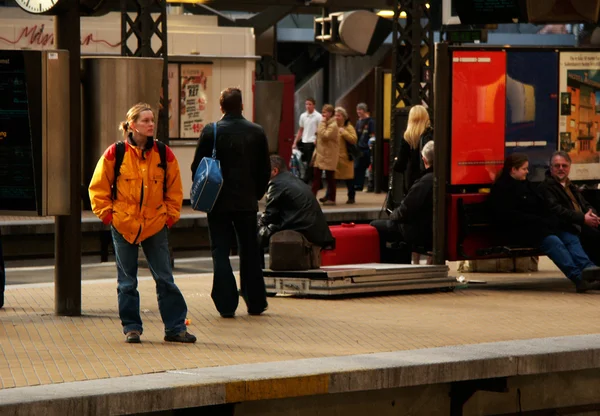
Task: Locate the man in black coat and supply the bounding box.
[371,141,434,263]
[258,155,334,254]
[191,87,271,318]
[538,151,600,265]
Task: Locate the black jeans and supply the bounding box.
[0,232,4,308]
[207,211,268,315]
[299,142,316,184]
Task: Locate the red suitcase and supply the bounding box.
[321,223,380,266]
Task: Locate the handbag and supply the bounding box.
[346,141,362,161]
[190,122,223,212]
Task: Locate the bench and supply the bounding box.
[453,195,542,261]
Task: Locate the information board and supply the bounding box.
[0,51,36,212]
[455,0,526,24]
[505,51,558,182]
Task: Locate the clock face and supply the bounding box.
[14,0,65,15]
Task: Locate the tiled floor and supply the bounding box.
[1,258,600,390]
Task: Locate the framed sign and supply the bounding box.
[179,64,213,139]
[559,52,600,180]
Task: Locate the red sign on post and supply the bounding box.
[451,50,506,186]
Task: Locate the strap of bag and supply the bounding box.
[156,140,168,196]
[211,122,217,159]
[112,141,126,200]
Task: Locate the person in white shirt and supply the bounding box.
[293,97,322,184]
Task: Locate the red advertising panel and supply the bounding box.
[451,51,506,185]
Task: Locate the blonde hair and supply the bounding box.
[404,105,430,149]
[334,106,348,121]
[322,104,335,117]
[118,103,155,139]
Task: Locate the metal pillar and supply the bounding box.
[54,0,82,315]
[432,42,450,266]
[388,0,434,206]
[121,0,169,144]
[255,26,278,81]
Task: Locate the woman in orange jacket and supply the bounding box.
[89,103,196,344]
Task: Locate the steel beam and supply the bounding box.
[121,0,169,144]
[54,0,82,316]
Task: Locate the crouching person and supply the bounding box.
[89,103,196,344]
[371,141,435,264]
[258,155,334,266]
[490,153,600,293]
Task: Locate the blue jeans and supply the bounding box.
[539,231,596,284]
[111,226,187,336]
[207,211,267,315]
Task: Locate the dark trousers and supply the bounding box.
[299,142,316,184]
[207,211,268,315]
[354,149,370,190]
[370,219,411,264]
[0,232,4,308]
[581,225,600,266]
[312,168,336,201]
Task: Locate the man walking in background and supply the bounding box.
[191,87,271,318]
[354,103,375,192]
[293,97,321,185]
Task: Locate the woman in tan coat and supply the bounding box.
[320,107,358,204]
[311,104,339,204]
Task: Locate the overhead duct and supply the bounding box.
[314,10,392,56]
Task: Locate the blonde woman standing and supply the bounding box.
[311,104,339,204]
[320,107,358,204]
[394,104,433,193]
[89,103,196,344]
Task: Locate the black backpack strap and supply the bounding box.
[155,140,168,196]
[112,141,126,200]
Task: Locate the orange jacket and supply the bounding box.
[89,139,183,244]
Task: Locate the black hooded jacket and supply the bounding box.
[538,170,594,235]
[489,174,560,246]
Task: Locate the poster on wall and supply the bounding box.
[167,64,179,139]
[559,52,600,181]
[451,51,506,186]
[179,64,212,139]
[505,51,558,182]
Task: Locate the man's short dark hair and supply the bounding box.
[270,155,287,172]
[220,87,243,113]
[305,97,316,105]
[551,150,572,165]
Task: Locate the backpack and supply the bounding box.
[112,140,167,200]
[190,122,223,212]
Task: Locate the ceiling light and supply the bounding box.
[377,10,395,18]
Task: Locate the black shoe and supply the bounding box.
[346,199,355,204]
[220,312,235,318]
[318,196,328,203]
[582,266,600,282]
[576,279,600,293]
[164,331,197,343]
[248,305,268,316]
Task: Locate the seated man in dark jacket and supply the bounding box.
[538,151,600,265]
[371,141,434,264]
[258,155,334,260]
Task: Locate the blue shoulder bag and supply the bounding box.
[190,122,223,212]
